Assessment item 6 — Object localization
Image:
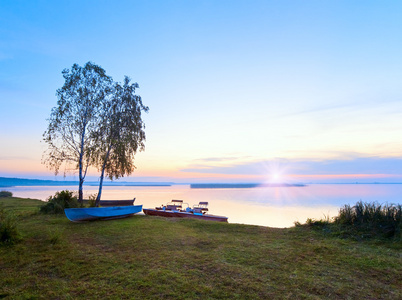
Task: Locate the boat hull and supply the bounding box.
[65,205,143,222]
[143,208,228,222]
[81,199,135,206]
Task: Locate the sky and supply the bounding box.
[1,0,402,184]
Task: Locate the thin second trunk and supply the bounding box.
[78,159,84,205]
[95,167,106,207]
[95,145,112,207]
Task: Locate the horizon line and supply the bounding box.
[2,176,402,187]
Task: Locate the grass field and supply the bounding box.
[1,197,401,299]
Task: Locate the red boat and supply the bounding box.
[143,200,228,222]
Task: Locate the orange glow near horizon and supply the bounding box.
[2,158,402,183]
[290,173,401,179]
[0,160,48,174]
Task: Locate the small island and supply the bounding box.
[190,183,306,188]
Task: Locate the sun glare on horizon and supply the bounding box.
[271,173,280,182]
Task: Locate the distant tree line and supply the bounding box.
[42,62,148,206]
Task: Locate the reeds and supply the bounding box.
[334,201,401,238]
[300,201,401,240]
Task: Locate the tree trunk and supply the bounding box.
[78,153,84,204]
[95,167,106,207]
[78,178,84,206]
[78,109,88,204]
[95,146,112,207]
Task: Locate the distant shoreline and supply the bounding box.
[0,177,172,188]
[2,176,402,188]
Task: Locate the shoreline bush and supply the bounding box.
[0,191,12,198]
[40,190,79,214]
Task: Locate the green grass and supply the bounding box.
[0,204,20,245]
[1,197,401,299]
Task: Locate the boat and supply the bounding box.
[98,199,136,206]
[82,199,135,206]
[65,204,143,222]
[143,200,228,222]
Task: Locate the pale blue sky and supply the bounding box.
[1,0,402,183]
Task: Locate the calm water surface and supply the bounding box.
[7,184,402,228]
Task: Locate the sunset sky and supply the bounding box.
[1,0,402,183]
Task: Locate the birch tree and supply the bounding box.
[93,76,148,206]
[42,62,112,203]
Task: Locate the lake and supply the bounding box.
[6,184,402,228]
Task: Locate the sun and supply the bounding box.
[270,173,281,183]
[260,159,289,184]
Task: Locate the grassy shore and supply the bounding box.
[1,197,401,299]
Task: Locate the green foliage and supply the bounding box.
[304,215,331,228]
[95,76,148,180]
[0,191,12,197]
[42,62,114,202]
[87,194,97,207]
[0,204,20,245]
[334,201,401,239]
[92,76,148,205]
[43,62,148,205]
[300,201,401,241]
[40,190,79,214]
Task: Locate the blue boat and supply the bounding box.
[64,205,143,222]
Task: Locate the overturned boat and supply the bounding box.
[65,198,142,222]
[143,200,228,222]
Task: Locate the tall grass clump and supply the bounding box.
[0,204,20,245]
[87,193,97,207]
[0,190,12,197]
[334,201,401,239]
[295,213,332,229]
[40,190,79,214]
